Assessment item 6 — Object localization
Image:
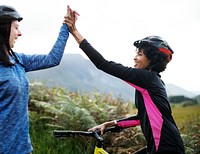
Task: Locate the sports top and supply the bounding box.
[79,39,185,154]
[0,24,69,154]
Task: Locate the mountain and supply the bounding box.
[27,54,197,100]
[165,84,196,98]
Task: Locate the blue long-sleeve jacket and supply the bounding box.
[0,24,69,154]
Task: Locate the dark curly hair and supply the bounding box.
[140,44,170,73]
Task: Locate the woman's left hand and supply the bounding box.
[64,5,79,34]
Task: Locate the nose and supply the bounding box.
[134,54,137,61]
[18,30,22,36]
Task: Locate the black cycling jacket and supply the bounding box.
[79,39,185,154]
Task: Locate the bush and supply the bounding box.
[169,95,197,104]
[179,114,200,154]
[28,83,133,153]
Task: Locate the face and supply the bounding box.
[134,48,150,69]
[9,20,22,48]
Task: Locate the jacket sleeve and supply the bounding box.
[18,24,69,72]
[116,114,140,128]
[79,39,136,80]
[79,39,153,89]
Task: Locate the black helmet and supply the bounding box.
[134,36,173,61]
[0,5,23,23]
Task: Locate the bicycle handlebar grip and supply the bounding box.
[53,130,95,138]
[53,130,75,138]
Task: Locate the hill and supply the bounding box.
[27,54,197,100]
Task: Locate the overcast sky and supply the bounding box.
[1,0,200,92]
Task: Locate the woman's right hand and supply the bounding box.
[64,5,79,34]
[88,120,117,135]
[88,123,107,135]
[64,5,84,44]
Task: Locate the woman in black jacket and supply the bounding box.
[64,6,185,154]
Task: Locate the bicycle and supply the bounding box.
[53,126,124,154]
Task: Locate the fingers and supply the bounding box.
[67,5,70,17]
[101,129,104,135]
[67,5,80,21]
[66,5,73,20]
[73,10,80,21]
[64,18,73,25]
[88,126,100,132]
[88,125,105,135]
[88,127,98,132]
[64,5,76,29]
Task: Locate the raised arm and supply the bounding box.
[64,6,151,89]
[19,6,72,72]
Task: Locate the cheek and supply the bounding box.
[9,31,14,40]
[141,58,150,68]
[9,32,15,47]
[145,61,150,68]
[9,34,14,42]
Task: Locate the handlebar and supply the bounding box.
[53,126,123,138]
[53,126,123,148]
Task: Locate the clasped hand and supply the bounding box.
[64,5,79,33]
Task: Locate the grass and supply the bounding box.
[172,105,200,127]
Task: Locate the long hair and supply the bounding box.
[0,22,14,66]
[141,44,169,73]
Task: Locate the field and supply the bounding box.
[172,105,200,126]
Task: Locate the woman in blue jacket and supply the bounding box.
[0,5,69,153]
[64,6,185,154]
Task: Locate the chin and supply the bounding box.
[10,44,14,48]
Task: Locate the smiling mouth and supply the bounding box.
[14,37,18,43]
[134,63,138,67]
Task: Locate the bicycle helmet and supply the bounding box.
[134,36,173,62]
[0,5,23,23]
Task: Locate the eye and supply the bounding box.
[138,48,145,56]
[137,51,143,56]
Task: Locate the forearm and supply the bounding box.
[116,115,140,128]
[103,120,117,128]
[104,115,141,128]
[20,24,69,72]
[71,30,84,45]
[48,24,69,65]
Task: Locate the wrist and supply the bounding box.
[72,30,84,45]
[104,120,117,128]
[113,120,117,125]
